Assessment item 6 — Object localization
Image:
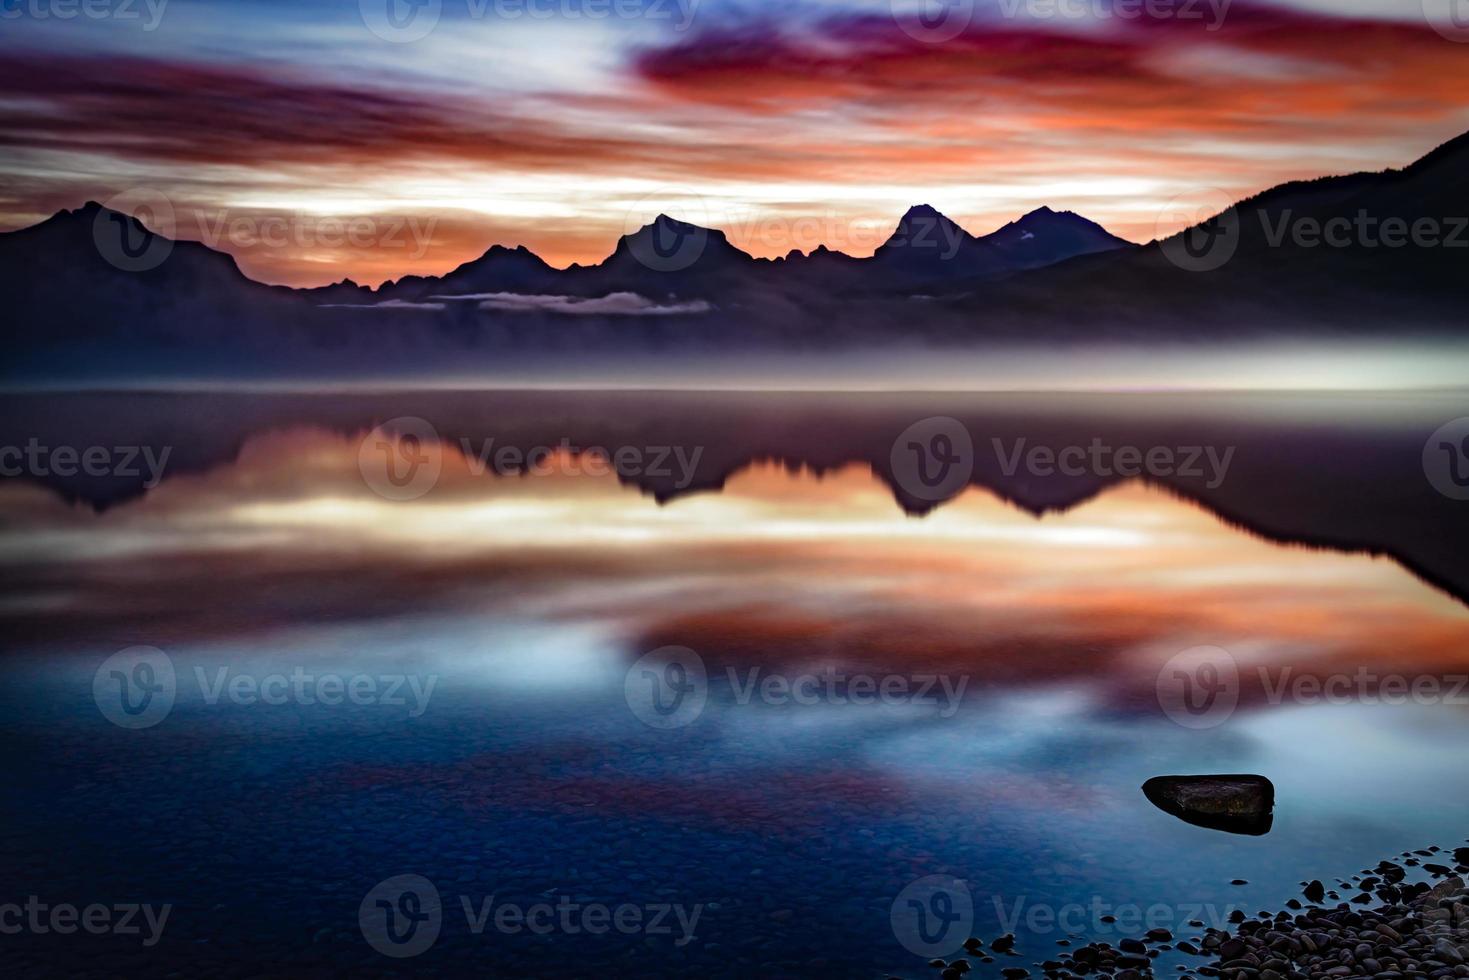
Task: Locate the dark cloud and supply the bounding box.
[0,52,661,169]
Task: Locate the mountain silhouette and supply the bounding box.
[985,206,1132,270]
[0,199,1126,316]
[868,204,1130,285]
[959,129,1469,334]
[3,127,1466,381]
[581,213,758,296]
[872,204,995,281]
[392,244,561,300]
[5,201,300,374]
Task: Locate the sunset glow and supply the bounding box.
[5,1,1469,284]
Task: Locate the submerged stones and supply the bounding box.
[1141,774,1275,836]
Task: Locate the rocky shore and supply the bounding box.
[918,843,1469,980]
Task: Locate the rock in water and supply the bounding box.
[1141,774,1275,836]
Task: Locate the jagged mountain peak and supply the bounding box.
[985,206,1133,263]
[898,203,950,221]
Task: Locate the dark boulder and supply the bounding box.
[1142,774,1275,836]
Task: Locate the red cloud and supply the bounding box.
[3,2,1468,283]
[632,2,1469,143]
[0,53,665,169]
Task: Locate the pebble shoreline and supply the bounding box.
[917,844,1469,980]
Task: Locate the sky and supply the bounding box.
[3,0,1469,286]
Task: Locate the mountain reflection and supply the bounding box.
[4,427,1466,724]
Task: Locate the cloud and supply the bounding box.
[632,0,1469,135]
[3,0,1468,285]
[445,292,713,315]
[319,299,447,311]
[0,52,668,171]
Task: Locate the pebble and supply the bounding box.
[919,847,1469,980]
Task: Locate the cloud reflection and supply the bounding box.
[2,427,1465,732]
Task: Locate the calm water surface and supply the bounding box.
[3,391,1468,977]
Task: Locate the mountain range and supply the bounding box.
[286,201,1130,306]
[3,128,1467,381]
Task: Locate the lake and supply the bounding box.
[3,389,1468,977]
